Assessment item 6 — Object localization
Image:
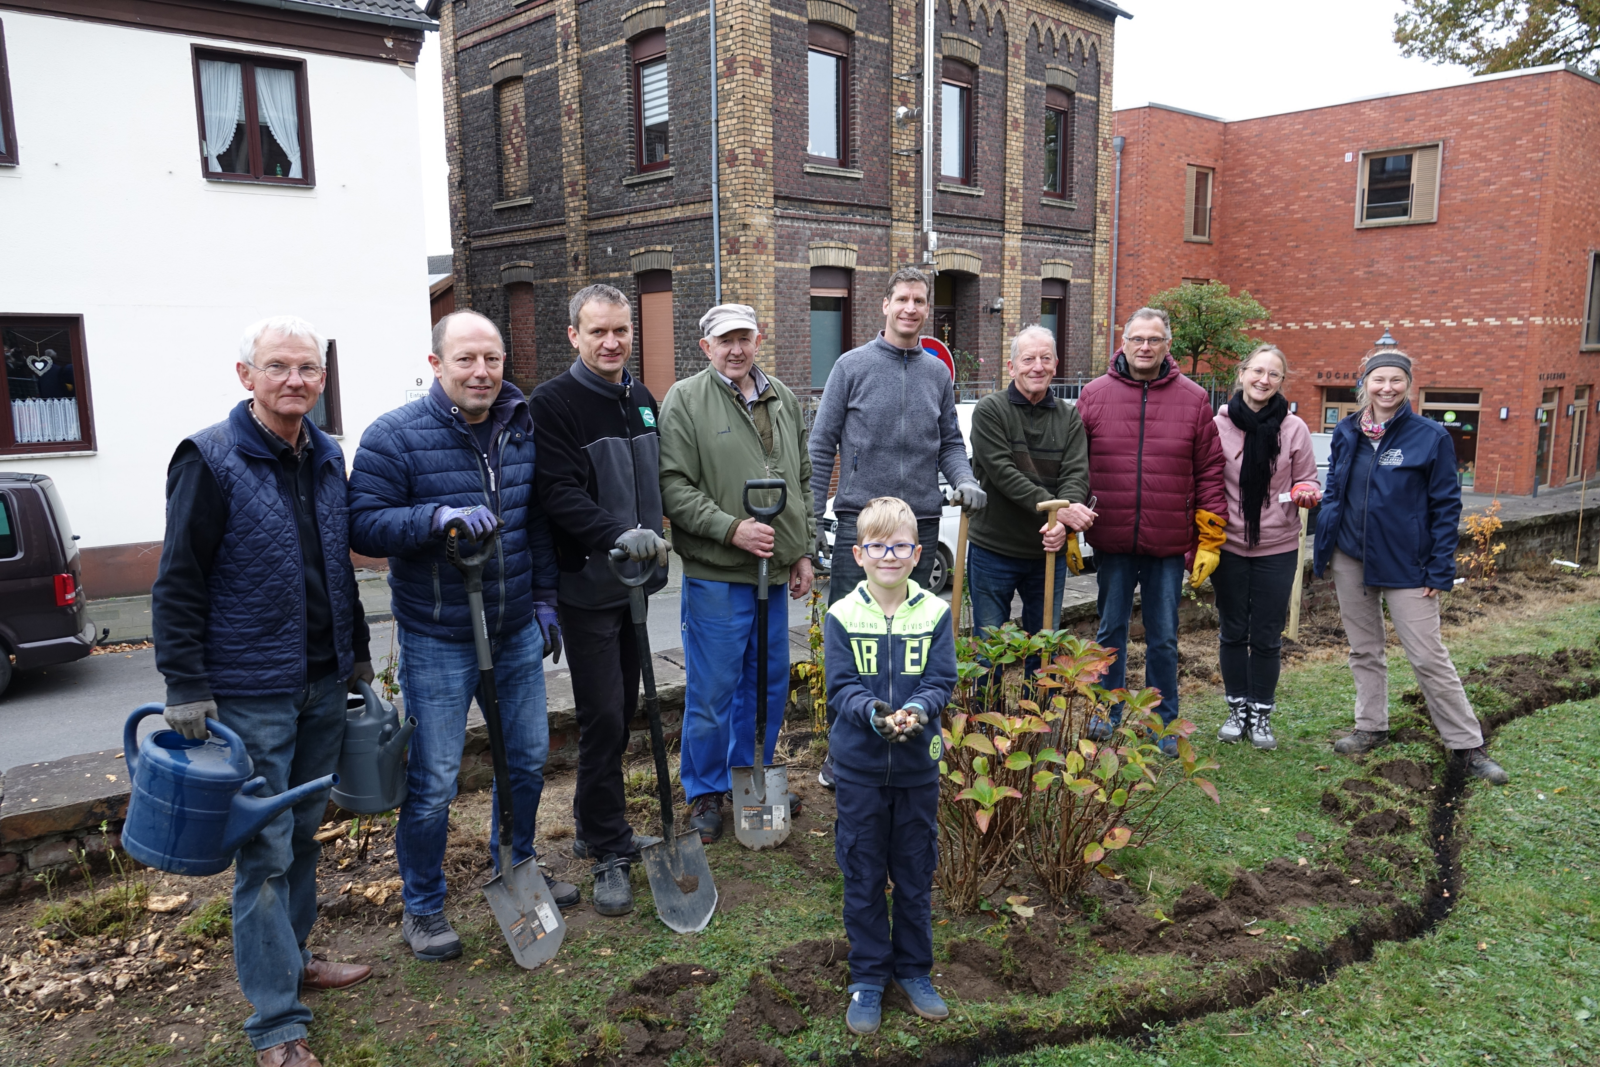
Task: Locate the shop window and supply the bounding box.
[1536,389,1558,487]
[194,48,312,184]
[0,20,16,166]
[1039,279,1067,366]
[637,270,675,398]
[940,59,973,184]
[1583,252,1600,350]
[497,78,528,201]
[1,316,95,455]
[1185,166,1213,242]
[1321,386,1359,433]
[810,267,851,387]
[1420,389,1480,488]
[633,31,670,171]
[307,339,343,437]
[807,24,848,166]
[1356,143,1440,226]
[1042,87,1071,198]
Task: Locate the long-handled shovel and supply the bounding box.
[1034,499,1075,631]
[948,496,971,635]
[445,524,565,969]
[606,549,718,933]
[729,479,791,851]
[1286,507,1310,641]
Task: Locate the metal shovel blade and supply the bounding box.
[728,764,791,850]
[482,855,566,970]
[641,829,719,933]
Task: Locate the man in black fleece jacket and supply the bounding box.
[530,284,670,918]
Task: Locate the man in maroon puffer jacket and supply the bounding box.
[1077,307,1226,746]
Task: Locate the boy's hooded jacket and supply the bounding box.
[824,579,957,788]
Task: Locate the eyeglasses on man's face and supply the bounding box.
[250,362,325,383]
[1125,335,1168,349]
[861,541,917,560]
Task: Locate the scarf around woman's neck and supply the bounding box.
[1227,391,1288,546]
[1359,406,1392,441]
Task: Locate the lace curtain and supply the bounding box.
[255,67,302,179]
[198,60,243,172]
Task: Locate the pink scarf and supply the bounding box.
[1359,408,1389,441]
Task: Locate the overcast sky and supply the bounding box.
[413,0,1476,256]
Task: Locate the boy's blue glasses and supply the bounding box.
[861,542,916,560]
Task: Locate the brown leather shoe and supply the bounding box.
[301,954,372,991]
[256,1038,321,1067]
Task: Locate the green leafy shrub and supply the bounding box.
[178,895,232,941]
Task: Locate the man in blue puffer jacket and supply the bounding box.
[350,310,572,964]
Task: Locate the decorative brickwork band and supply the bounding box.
[1041,260,1072,281]
[630,247,674,273]
[1044,65,1077,92]
[806,0,857,33]
[934,247,982,275]
[501,262,541,285]
[808,242,858,269]
[941,33,981,65]
[622,2,667,40]
[490,54,525,83]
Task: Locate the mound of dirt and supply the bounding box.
[764,938,849,1015]
[1350,808,1412,837]
[1004,917,1078,996]
[1371,759,1432,792]
[942,939,1008,1001]
[1463,647,1600,727]
[594,962,721,1067]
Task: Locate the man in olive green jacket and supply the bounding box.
[658,304,816,842]
[967,326,1094,674]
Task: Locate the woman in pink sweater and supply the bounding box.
[1211,345,1321,750]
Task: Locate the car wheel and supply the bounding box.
[926,546,952,595]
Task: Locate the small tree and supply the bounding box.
[1395,0,1600,76]
[1146,281,1268,393]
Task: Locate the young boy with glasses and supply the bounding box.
[823,496,957,1035]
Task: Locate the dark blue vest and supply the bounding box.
[187,402,357,696]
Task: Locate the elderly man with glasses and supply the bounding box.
[349,309,572,967]
[153,316,374,1067]
[1076,308,1226,751]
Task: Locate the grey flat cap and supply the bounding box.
[699,303,760,338]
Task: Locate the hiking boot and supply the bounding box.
[573,833,650,861]
[1333,729,1390,756]
[545,875,580,909]
[689,794,723,844]
[893,975,949,1020]
[402,910,462,962]
[845,985,883,1035]
[1217,697,1249,744]
[818,756,837,791]
[1247,703,1278,751]
[1461,746,1509,785]
[592,854,634,917]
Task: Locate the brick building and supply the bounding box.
[1112,65,1600,496]
[429,0,1125,400]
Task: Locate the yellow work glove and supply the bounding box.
[1191,509,1226,588]
[1065,533,1085,575]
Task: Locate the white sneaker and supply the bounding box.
[1247,703,1277,750]
[1218,697,1249,744]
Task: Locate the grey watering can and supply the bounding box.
[330,680,416,815]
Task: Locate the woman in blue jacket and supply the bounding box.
[1313,350,1508,784]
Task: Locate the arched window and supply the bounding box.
[940,59,974,184]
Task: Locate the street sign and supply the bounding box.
[920,336,955,381]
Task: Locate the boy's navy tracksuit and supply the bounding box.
[824,579,957,988]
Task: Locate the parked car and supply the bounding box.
[816,400,1093,595]
[0,474,97,697]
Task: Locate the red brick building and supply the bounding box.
[1111,65,1600,496]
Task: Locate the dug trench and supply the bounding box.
[2,634,1596,1065]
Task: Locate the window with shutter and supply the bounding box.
[632,31,670,171]
[1356,142,1442,227]
[810,267,851,387]
[1184,165,1213,242]
[637,270,675,398]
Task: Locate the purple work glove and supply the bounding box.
[432,504,499,541]
[532,594,562,664]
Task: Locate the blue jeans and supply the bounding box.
[395,622,548,916]
[215,671,346,1051]
[967,541,1069,677]
[680,576,787,801]
[1094,552,1185,725]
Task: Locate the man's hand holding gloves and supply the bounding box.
[1190,509,1227,588]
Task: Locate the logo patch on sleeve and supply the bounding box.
[640,407,657,428]
[928,733,943,761]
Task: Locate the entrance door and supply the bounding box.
[1570,385,1592,480]
[1039,279,1068,370]
[810,266,850,388]
[1535,388,1558,486]
[637,270,675,400]
[1321,387,1360,433]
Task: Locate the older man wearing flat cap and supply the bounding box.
[657,304,816,843]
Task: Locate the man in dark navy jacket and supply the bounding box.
[153,316,373,1067]
[349,310,571,967]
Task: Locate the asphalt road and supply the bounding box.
[0,571,818,773]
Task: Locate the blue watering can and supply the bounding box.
[120,704,338,877]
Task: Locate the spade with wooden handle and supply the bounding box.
[1035,499,1074,631]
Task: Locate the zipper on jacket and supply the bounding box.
[1132,382,1149,550]
[883,613,896,786]
[1359,436,1378,589]
[467,428,506,634]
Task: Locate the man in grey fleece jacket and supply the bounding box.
[809,266,985,605]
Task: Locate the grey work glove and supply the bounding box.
[870,700,897,740]
[347,660,375,693]
[815,521,831,563]
[164,699,217,741]
[615,527,671,568]
[951,480,988,511]
[897,705,930,742]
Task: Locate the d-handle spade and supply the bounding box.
[445,523,566,969]
[606,549,718,933]
[729,479,792,851]
[1034,499,1075,631]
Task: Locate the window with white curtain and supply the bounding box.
[0,19,17,166]
[194,49,312,184]
[1,318,95,455]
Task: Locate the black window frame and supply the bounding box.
[1042,86,1072,199]
[190,45,316,187]
[0,19,17,167]
[632,29,670,173]
[0,314,97,456]
[940,58,974,185]
[806,23,850,168]
[1584,251,1600,351]
[309,339,343,436]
